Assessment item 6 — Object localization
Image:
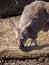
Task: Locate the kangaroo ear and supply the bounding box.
[44,3,49,14]
[9,21,19,31]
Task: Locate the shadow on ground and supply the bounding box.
[22,44,49,52]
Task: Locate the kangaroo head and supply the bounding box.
[9,20,31,40]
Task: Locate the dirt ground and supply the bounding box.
[0,57,49,65]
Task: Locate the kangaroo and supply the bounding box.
[9,1,49,50]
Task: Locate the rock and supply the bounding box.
[0,0,49,18]
[45,58,49,63]
[39,57,45,62]
[0,0,35,18]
